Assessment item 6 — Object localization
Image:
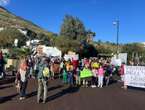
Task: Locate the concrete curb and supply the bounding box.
[0,76,15,85]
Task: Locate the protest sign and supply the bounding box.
[64,54,79,61]
[36,45,62,57]
[111,53,128,65]
[80,68,93,78]
[118,53,127,64]
[111,58,122,66]
[124,66,145,88]
[43,46,62,57]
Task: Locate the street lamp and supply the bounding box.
[113,20,119,58]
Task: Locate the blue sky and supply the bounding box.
[1,0,145,43]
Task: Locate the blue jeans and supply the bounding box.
[67,72,73,85]
[20,81,28,97]
[29,67,33,75]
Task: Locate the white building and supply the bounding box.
[141,42,145,47]
[0,27,4,31]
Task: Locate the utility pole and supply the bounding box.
[113,20,119,58]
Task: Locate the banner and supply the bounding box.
[80,68,93,78]
[124,66,145,88]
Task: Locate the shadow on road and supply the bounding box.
[0,85,13,90]
[46,86,80,102]
[127,86,145,92]
[27,85,64,98]
[0,93,18,104]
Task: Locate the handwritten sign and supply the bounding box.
[124,66,145,88]
[80,68,93,78]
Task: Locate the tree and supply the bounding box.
[54,36,80,54]
[26,29,37,39]
[60,15,86,40]
[121,43,145,63]
[37,33,51,46]
[0,28,28,48]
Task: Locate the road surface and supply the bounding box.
[0,78,145,110]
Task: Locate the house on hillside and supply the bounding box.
[141,42,145,47]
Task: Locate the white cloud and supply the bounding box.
[0,0,10,6]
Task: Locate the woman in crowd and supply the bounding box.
[18,56,28,100]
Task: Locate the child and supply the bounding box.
[75,67,80,85]
[15,71,21,93]
[91,67,98,88]
[105,65,113,86]
[62,69,67,84]
[98,65,105,88]
[15,81,20,93]
[18,57,28,100]
[66,60,74,86]
[119,64,125,82]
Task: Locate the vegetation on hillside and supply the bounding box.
[0,6,53,36]
[0,28,27,47]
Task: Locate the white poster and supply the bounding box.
[118,53,127,64]
[111,53,128,65]
[124,66,145,88]
[64,54,79,61]
[43,47,62,57]
[111,58,122,66]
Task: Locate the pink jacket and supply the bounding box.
[119,64,124,75]
[98,67,104,76]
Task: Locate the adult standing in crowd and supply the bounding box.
[36,57,49,104]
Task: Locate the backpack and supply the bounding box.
[43,67,50,77]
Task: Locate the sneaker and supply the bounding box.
[19,97,23,100]
[42,100,46,104]
[37,99,40,103]
[91,85,96,88]
[100,86,103,88]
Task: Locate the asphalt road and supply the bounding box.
[0,78,145,110]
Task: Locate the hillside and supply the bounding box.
[0,6,52,35]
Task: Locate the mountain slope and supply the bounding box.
[0,6,52,35]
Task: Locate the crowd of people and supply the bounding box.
[14,54,125,103]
